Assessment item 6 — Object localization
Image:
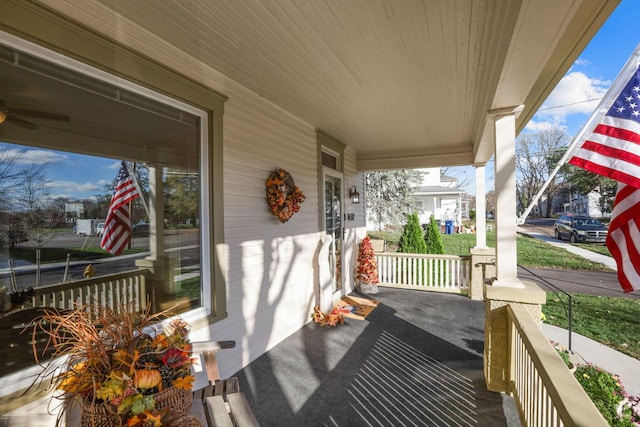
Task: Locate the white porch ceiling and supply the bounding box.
[45,0,619,170]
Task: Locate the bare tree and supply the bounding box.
[0,143,25,212]
[441,167,472,192]
[516,127,571,217]
[14,163,50,212]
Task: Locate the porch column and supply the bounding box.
[469,163,494,301]
[135,164,175,310]
[474,164,487,249]
[148,164,165,258]
[492,107,523,288]
[483,105,546,393]
[457,194,462,230]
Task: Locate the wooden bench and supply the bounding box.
[191,341,260,427]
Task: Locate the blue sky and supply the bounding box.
[525,0,640,136]
[3,1,639,201]
[0,145,121,201]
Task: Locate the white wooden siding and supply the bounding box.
[343,146,368,294]
[42,2,362,379]
[221,94,323,375]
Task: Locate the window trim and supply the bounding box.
[0,2,228,326]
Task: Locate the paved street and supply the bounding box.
[518,266,639,298]
[517,217,639,298]
[0,229,200,290]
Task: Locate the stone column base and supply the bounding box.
[469,247,495,301]
[135,256,177,311]
[484,281,546,392]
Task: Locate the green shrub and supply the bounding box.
[424,215,444,254]
[398,213,427,254]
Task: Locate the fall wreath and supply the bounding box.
[266,168,306,223]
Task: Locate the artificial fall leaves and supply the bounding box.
[356,236,380,284]
[38,305,195,427]
[266,168,306,223]
[311,306,350,327]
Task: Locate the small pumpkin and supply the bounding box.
[134,368,162,389]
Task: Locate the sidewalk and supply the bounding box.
[517,227,617,271]
[543,323,640,397]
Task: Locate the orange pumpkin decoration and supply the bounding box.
[134,369,162,390]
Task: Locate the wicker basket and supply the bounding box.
[154,386,193,414]
[80,399,120,427]
[81,387,194,427]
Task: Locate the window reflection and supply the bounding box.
[0,42,203,318]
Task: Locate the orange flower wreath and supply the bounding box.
[266,168,306,223]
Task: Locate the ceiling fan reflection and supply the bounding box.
[0,99,70,129]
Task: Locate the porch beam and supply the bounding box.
[357,146,473,171]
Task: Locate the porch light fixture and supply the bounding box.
[349,185,360,204]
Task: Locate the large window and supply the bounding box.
[0,36,210,316]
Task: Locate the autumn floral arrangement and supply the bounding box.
[356,236,380,286]
[311,305,350,327]
[266,168,306,223]
[32,303,197,427]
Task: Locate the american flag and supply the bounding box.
[100,161,141,256]
[569,60,640,292]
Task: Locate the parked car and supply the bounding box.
[131,223,149,237]
[554,214,607,244]
[96,222,105,236]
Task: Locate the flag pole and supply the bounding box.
[128,162,135,250]
[518,44,640,224]
[125,161,150,220]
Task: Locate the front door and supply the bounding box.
[324,170,343,295]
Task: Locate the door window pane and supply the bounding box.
[324,175,342,293]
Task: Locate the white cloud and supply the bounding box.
[535,72,609,122]
[48,193,99,202]
[524,120,568,132]
[573,58,590,67]
[46,179,108,193]
[0,146,68,164]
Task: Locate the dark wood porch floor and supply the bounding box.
[232,288,520,427]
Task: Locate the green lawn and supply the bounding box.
[573,242,612,257]
[543,293,640,360]
[368,229,612,271]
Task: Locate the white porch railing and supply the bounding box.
[507,304,607,427]
[375,252,470,293]
[30,269,151,312]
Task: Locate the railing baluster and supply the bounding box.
[28,270,150,313]
[369,253,469,294]
[507,304,607,427]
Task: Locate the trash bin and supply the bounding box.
[445,220,454,234]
